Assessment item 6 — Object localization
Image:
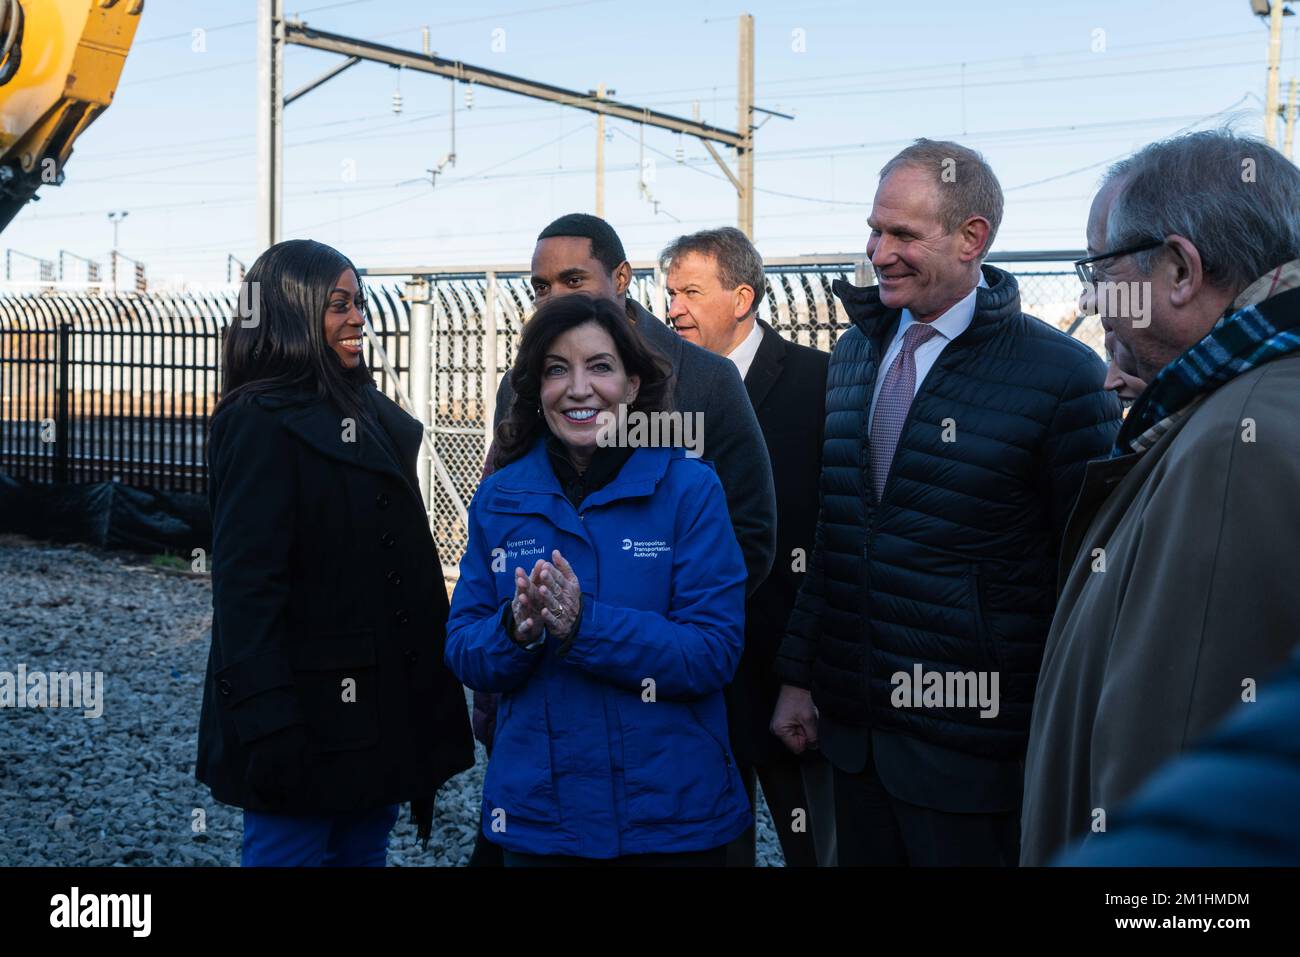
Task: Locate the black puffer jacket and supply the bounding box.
[775,266,1120,759]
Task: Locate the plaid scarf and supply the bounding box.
[1114,261,1300,456]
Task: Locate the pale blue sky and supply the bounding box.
[3,0,1290,284]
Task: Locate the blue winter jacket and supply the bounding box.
[445,437,752,858]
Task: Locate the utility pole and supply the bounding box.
[108,210,128,251]
[1267,0,1285,145]
[595,83,606,217]
[737,14,754,237]
[257,0,285,250]
[1286,76,1299,158]
[108,210,128,292]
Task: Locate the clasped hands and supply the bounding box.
[510,549,581,646]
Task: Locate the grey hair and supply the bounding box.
[659,226,766,317]
[1104,129,1300,291]
[879,138,1004,258]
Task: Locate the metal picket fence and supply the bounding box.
[0,285,412,493]
[0,254,1094,580]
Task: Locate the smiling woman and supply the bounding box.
[493,294,672,472]
[446,292,754,866]
[197,239,474,868]
[324,269,368,368]
[216,239,372,423]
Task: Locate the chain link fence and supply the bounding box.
[1,255,1093,581]
[417,256,1093,578]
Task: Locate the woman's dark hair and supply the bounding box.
[494,294,673,469]
[215,239,369,421]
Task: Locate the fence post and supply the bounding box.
[55,322,71,484]
[483,271,498,449]
[406,277,433,510]
[854,254,874,287]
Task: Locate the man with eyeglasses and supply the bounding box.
[1075,176,1149,406]
[1022,130,1300,865]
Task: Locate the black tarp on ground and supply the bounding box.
[0,472,210,555]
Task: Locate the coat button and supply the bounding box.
[404,649,418,666]
[376,492,391,509]
[387,570,402,586]
[379,531,395,548]
[218,678,232,696]
[394,608,410,625]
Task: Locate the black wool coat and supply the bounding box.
[726,321,829,767]
[196,381,474,812]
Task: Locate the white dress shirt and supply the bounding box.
[868,272,988,424]
[725,320,764,380]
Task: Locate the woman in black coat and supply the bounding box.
[196,239,473,866]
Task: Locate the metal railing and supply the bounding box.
[0,253,1095,580]
[0,286,412,494]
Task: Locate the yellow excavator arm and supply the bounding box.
[0,0,143,232]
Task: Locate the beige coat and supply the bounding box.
[1021,353,1300,865]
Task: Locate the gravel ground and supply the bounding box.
[0,535,783,866]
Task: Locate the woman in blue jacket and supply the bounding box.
[445,293,752,865]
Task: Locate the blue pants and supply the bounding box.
[241,804,401,867]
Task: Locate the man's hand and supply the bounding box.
[771,684,819,755]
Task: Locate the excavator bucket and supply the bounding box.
[0,0,144,232]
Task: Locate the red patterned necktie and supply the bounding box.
[870,322,940,501]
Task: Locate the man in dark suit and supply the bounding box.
[661,227,835,867]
